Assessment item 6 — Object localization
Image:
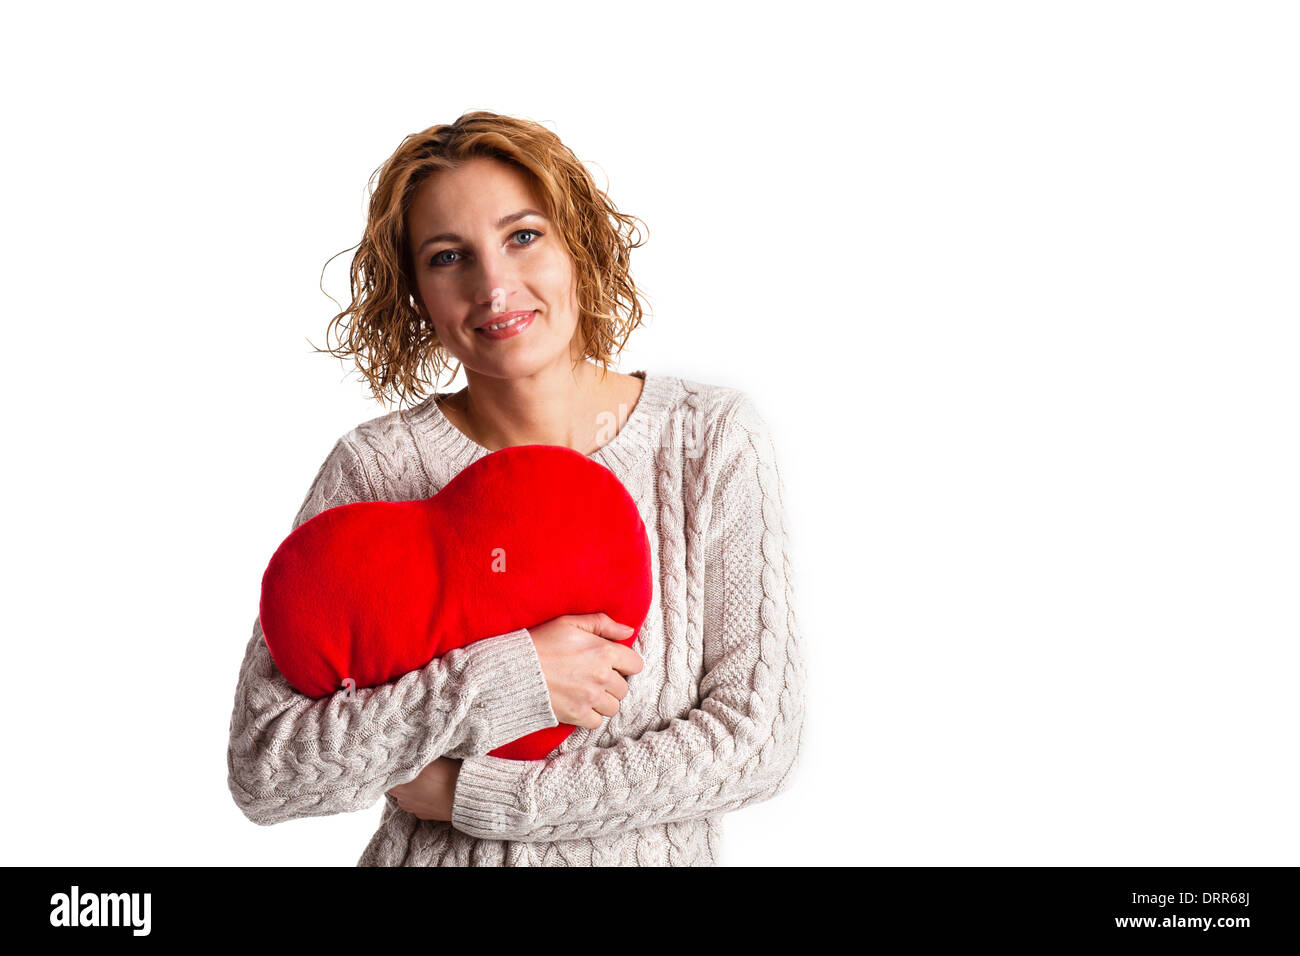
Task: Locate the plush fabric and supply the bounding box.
[257,443,653,761]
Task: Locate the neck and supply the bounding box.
[457,357,624,455]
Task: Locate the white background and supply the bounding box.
[2,1,1296,866]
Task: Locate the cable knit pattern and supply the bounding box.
[226,370,806,866]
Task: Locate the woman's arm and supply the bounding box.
[449,394,807,842]
[227,437,558,827]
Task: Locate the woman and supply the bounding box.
[226,111,807,866]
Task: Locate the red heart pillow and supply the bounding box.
[258,443,653,761]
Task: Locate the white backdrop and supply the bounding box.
[2,0,1296,866]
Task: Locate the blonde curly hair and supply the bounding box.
[314,111,651,409]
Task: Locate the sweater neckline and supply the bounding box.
[403,369,676,471]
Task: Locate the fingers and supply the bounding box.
[591,691,620,719]
[604,672,629,701]
[545,615,641,730]
[576,692,620,729]
[608,644,643,676]
[592,612,637,642]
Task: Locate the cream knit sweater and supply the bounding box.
[226,370,807,865]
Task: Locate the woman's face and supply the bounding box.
[407,156,582,380]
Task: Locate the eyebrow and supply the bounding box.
[417,209,547,252]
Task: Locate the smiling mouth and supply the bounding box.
[476,310,535,332]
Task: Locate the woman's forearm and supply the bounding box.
[228,618,556,826]
[226,436,558,826]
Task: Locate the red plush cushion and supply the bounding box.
[258,443,653,761]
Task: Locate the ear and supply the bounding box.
[412,294,430,325]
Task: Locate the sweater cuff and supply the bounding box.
[460,628,558,749]
[451,754,534,838]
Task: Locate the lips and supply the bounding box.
[476,310,535,331]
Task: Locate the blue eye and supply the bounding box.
[429,229,543,268]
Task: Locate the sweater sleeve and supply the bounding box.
[449,394,807,842]
[227,436,558,827]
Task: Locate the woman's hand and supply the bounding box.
[387,756,462,821]
[528,613,644,729]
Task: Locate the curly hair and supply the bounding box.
[313,111,651,410]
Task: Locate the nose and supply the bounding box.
[473,260,516,313]
[476,277,514,314]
